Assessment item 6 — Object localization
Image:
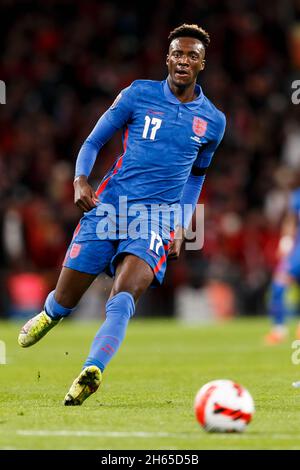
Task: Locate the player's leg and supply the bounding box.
[289,283,300,340]
[265,253,300,344]
[265,277,290,344]
[286,246,300,340]
[18,267,97,347]
[64,231,169,406]
[64,254,154,405]
[18,237,116,348]
[84,254,154,369]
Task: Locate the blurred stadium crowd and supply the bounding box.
[1,0,300,319]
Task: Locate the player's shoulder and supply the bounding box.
[202,94,226,129]
[127,79,161,93]
[116,80,160,104]
[199,94,226,142]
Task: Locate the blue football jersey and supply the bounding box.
[76,79,226,241]
[95,79,225,205]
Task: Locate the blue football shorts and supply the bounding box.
[63,216,172,286]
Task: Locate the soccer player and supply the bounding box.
[18,24,226,405]
[264,187,300,344]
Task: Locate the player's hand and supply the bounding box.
[73,175,99,212]
[167,226,186,260]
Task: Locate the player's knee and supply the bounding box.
[110,273,149,301]
[45,290,75,319]
[110,284,140,302]
[53,288,79,310]
[112,255,153,301]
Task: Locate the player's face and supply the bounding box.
[166,37,205,87]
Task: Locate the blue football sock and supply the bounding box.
[268,281,288,326]
[44,290,74,320]
[83,292,135,372]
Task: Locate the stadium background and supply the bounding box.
[1,0,300,321]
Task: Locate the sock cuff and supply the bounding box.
[84,358,105,372]
[107,291,135,318]
[45,291,74,319]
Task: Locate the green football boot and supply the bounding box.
[18,311,61,348]
[64,366,102,406]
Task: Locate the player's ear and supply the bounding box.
[200,59,206,70]
[166,54,169,66]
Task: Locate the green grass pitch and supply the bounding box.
[0,317,300,450]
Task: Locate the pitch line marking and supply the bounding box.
[17,430,191,438]
[15,430,300,441]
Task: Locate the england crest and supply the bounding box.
[193,117,207,137]
[70,243,81,259]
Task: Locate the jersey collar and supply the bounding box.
[162,79,204,109]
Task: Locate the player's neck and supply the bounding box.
[167,77,197,103]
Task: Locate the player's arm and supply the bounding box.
[168,112,226,259]
[74,115,118,212]
[74,85,136,212]
[167,166,207,259]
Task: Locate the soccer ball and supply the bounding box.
[194,379,255,433]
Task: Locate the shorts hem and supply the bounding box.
[62,264,101,276]
[111,250,163,287]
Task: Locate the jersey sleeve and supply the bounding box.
[289,190,300,214]
[105,81,138,128]
[75,82,138,178]
[193,112,226,169]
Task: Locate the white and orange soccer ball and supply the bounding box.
[194,379,255,433]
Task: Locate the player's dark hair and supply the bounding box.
[168,24,210,49]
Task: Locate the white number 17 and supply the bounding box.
[142,115,162,140]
